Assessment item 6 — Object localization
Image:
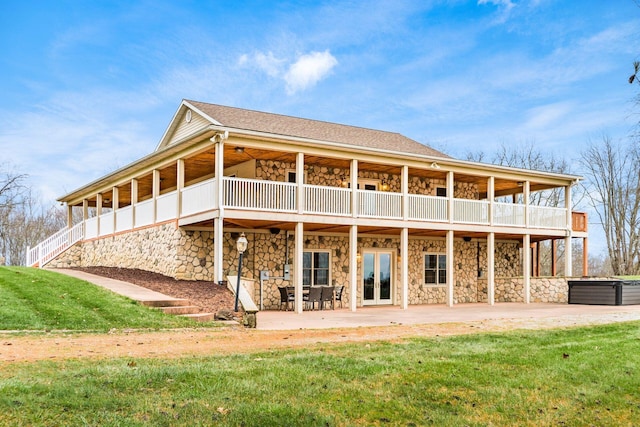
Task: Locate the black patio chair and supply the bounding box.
[304,286,322,310]
[334,285,344,308]
[278,286,294,311]
[320,285,335,310]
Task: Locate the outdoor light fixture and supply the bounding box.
[380,179,389,192]
[341,175,349,188]
[234,232,248,312]
[234,146,245,153]
[430,162,440,169]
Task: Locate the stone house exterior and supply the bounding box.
[28,100,588,312]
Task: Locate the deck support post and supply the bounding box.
[582,237,588,276]
[349,225,358,312]
[296,153,304,214]
[446,230,454,307]
[400,227,409,310]
[214,216,224,284]
[487,232,495,306]
[523,234,531,303]
[565,185,573,277]
[294,222,304,314]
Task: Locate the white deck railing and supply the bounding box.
[115,206,133,232]
[98,212,114,236]
[156,191,178,222]
[453,199,489,225]
[529,205,567,229]
[494,202,526,227]
[358,191,402,219]
[224,177,297,212]
[304,185,351,216]
[85,217,98,239]
[27,176,572,266]
[408,194,448,222]
[134,199,154,228]
[26,222,84,267]
[181,178,217,216]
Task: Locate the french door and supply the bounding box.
[362,250,393,305]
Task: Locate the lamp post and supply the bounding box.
[234,232,248,312]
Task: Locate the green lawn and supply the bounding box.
[0,267,194,331]
[1,322,640,426]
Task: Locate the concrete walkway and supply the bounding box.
[56,269,185,305]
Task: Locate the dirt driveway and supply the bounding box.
[3,305,640,364]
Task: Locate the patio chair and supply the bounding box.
[334,285,344,308]
[304,286,322,310]
[320,285,335,310]
[278,286,294,311]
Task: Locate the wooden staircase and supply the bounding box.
[139,298,215,322]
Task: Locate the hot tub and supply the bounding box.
[568,279,640,305]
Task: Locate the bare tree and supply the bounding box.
[580,136,640,275]
[0,163,67,265]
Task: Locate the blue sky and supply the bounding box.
[1,0,639,252]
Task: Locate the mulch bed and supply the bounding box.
[72,267,238,314]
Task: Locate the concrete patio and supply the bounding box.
[256,302,640,330]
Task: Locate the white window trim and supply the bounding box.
[423,252,447,287]
[302,249,331,287]
[358,178,380,191]
[286,169,308,183]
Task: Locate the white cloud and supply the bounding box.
[238,49,338,95]
[284,50,338,94]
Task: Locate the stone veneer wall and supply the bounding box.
[46,223,217,281]
[47,223,540,309]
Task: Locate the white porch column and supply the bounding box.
[351,159,358,217]
[349,225,358,312]
[152,170,160,224]
[131,179,138,227]
[82,199,89,221]
[523,234,531,303]
[112,187,119,232]
[177,159,185,218]
[66,204,73,228]
[400,227,409,309]
[565,185,573,277]
[447,171,454,224]
[487,232,495,305]
[446,230,454,307]
[488,176,495,226]
[96,193,103,236]
[524,181,530,228]
[294,222,304,314]
[296,152,304,214]
[214,216,224,283]
[402,165,409,221]
[214,139,224,213]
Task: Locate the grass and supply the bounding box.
[0,267,194,331]
[1,322,640,426]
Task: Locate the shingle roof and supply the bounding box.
[186,100,449,158]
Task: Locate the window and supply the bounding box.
[424,253,447,285]
[286,170,307,183]
[436,187,447,197]
[303,251,330,286]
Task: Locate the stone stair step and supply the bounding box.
[157,305,201,315]
[139,299,191,308]
[180,312,217,322]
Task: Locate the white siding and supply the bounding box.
[167,110,210,146]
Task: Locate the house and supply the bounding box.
[28,99,588,313]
